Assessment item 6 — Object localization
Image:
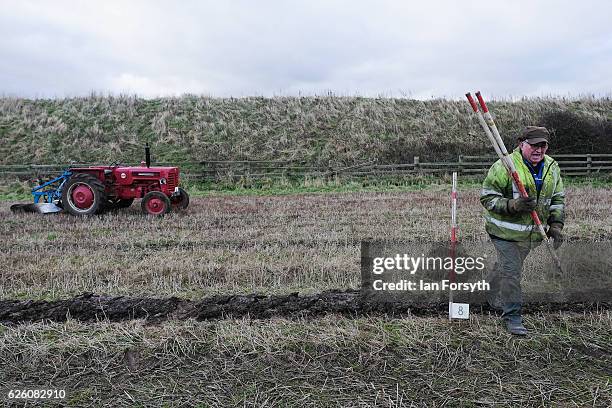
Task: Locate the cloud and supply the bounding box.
[0,0,611,99]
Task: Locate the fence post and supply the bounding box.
[414,156,420,172]
[587,154,592,175]
[211,161,218,182]
[458,155,464,174]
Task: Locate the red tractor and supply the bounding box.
[11,144,189,216]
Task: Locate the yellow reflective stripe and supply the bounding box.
[484,215,535,232]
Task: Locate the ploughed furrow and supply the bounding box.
[1,290,610,324]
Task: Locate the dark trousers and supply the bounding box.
[487,238,533,324]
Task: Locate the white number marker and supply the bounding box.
[449,302,470,320]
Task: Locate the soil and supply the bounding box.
[1,290,610,324]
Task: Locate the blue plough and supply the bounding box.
[10,169,72,214]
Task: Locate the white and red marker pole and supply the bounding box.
[449,171,458,319]
[465,93,507,167]
[465,91,563,274]
[451,171,458,251]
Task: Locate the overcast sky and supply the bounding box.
[1,0,611,99]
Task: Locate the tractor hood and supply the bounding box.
[113,166,179,190]
[114,166,179,176]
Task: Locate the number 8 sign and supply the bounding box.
[449,302,470,320]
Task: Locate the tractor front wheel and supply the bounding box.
[62,173,107,216]
[170,187,190,210]
[141,191,171,216]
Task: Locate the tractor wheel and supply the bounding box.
[170,187,190,210]
[141,191,171,216]
[61,173,107,216]
[107,198,134,210]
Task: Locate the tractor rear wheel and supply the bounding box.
[61,173,107,216]
[170,187,190,210]
[141,191,171,216]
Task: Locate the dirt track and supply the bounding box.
[1,290,610,324]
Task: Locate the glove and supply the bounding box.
[508,196,536,214]
[547,222,564,249]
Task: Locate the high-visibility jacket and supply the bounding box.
[480,148,565,242]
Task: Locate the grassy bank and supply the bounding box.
[1,95,611,167]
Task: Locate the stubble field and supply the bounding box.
[1,182,611,406]
[2,184,611,301]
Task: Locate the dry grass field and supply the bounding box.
[2,184,611,300]
[1,182,611,406]
[1,313,610,406]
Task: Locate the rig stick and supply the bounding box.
[465,93,506,164]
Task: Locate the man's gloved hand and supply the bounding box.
[508,196,537,214]
[547,222,564,249]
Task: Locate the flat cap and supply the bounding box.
[520,126,549,144]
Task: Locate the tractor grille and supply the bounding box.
[167,171,178,190]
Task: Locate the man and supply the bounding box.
[480,126,565,335]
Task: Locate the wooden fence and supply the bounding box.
[1,154,611,181]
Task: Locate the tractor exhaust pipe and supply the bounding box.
[145,143,151,168]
